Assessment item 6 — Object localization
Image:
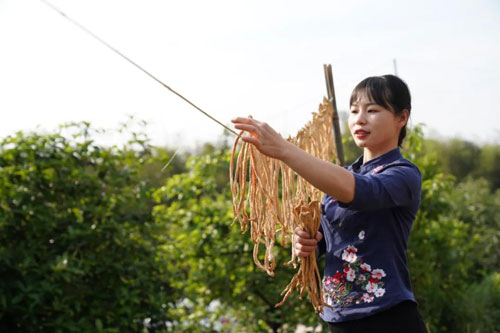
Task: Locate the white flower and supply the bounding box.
[342,245,358,263]
[374,288,386,297]
[366,282,378,293]
[361,293,374,303]
[360,263,371,272]
[372,269,386,279]
[342,251,357,263]
[358,230,365,240]
[346,269,356,282]
[358,275,366,281]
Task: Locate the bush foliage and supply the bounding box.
[0,122,498,332]
[0,123,175,332]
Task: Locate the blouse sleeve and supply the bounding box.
[338,163,421,211]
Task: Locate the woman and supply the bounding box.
[232,75,427,332]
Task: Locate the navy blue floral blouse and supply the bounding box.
[318,148,422,323]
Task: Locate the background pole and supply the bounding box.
[323,64,345,165]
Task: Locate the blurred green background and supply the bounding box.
[0,119,498,332]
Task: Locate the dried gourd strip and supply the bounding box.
[276,202,330,313]
[229,132,240,209]
[230,98,336,312]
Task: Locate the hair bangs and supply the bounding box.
[349,76,392,111]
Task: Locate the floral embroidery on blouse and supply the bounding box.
[371,165,384,174]
[323,234,386,307]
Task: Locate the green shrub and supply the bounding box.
[0,123,175,332]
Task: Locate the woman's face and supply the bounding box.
[348,92,406,153]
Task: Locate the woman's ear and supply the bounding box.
[398,109,410,128]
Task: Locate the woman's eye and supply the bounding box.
[368,109,378,113]
[350,110,358,114]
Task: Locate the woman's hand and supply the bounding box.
[231,117,291,160]
[293,229,323,258]
[232,116,355,203]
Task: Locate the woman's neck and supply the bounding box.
[363,145,399,164]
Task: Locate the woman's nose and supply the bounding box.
[354,111,367,124]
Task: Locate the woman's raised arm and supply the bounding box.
[232,117,355,203]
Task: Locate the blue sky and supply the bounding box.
[1,0,499,148]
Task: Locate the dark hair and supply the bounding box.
[349,75,411,146]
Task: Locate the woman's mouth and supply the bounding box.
[354,129,370,139]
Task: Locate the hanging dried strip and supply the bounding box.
[230,98,337,313]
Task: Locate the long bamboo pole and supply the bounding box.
[323,64,345,165]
